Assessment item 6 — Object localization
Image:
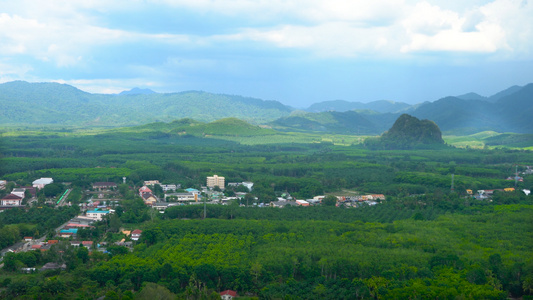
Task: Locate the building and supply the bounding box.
[32,178,54,189]
[131,229,142,241]
[86,209,110,221]
[220,290,238,300]
[227,181,254,191]
[165,192,198,202]
[1,194,23,206]
[141,193,157,206]
[296,200,310,206]
[139,186,152,196]
[11,188,26,198]
[144,180,160,186]
[160,184,179,192]
[92,182,117,191]
[0,180,6,189]
[206,175,225,189]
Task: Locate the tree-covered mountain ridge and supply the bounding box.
[0,81,292,126]
[1,81,532,134]
[272,83,533,135]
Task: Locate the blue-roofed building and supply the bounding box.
[86,209,110,221]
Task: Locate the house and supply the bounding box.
[47,240,59,245]
[40,262,66,271]
[21,186,37,197]
[32,178,54,189]
[295,200,310,206]
[86,209,110,221]
[82,241,93,249]
[131,229,142,241]
[11,188,26,198]
[1,193,23,206]
[0,180,6,189]
[220,290,238,300]
[271,201,297,208]
[165,192,197,202]
[92,182,117,191]
[141,192,157,205]
[144,180,160,186]
[139,186,152,196]
[59,228,78,237]
[160,184,179,192]
[24,237,33,242]
[31,244,42,250]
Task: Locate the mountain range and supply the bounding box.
[0,80,531,135]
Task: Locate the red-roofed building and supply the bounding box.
[82,241,93,249]
[131,229,142,241]
[220,290,238,300]
[139,186,152,195]
[31,244,42,250]
[1,193,23,206]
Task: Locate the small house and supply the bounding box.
[220,290,238,300]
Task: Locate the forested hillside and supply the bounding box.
[0,81,292,126]
[1,81,532,134]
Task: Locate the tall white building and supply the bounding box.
[206,175,225,189]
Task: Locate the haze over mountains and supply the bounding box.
[0,80,531,135]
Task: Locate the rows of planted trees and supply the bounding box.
[1,199,531,299]
[2,129,532,201]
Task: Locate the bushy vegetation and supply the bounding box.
[1,120,532,299]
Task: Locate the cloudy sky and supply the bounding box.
[1,0,532,107]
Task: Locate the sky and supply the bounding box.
[1,0,532,107]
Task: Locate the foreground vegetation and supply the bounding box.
[1,121,532,299]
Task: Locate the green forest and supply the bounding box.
[0,119,532,299]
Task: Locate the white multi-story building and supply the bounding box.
[86,210,110,221]
[206,175,225,189]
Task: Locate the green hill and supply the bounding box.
[270,111,397,135]
[112,118,276,137]
[366,114,445,149]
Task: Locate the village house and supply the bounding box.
[296,200,310,206]
[160,184,180,192]
[1,193,23,206]
[220,290,238,300]
[86,209,110,221]
[144,180,160,186]
[92,182,117,191]
[11,188,26,198]
[82,241,93,249]
[165,192,197,202]
[131,229,142,241]
[32,178,53,189]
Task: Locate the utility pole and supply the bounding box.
[204,194,207,219]
[451,174,455,193]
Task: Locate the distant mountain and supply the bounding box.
[488,85,522,102]
[307,100,411,113]
[410,83,533,134]
[0,81,292,126]
[269,110,398,135]
[455,92,487,101]
[1,80,531,135]
[119,87,156,95]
